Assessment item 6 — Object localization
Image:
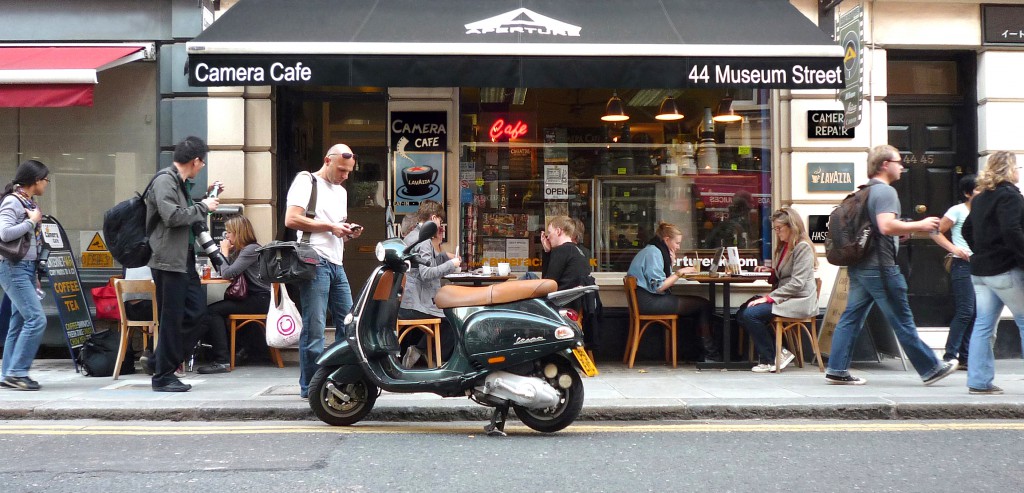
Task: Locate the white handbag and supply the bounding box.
[266,285,302,348]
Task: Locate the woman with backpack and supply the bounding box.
[736,208,818,373]
[0,160,50,390]
[929,174,977,370]
[962,152,1024,395]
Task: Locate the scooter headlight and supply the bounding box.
[375,242,386,262]
[343,313,355,326]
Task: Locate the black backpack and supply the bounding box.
[79,329,135,377]
[103,171,163,268]
[825,183,879,266]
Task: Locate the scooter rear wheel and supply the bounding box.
[513,357,584,433]
[309,366,378,426]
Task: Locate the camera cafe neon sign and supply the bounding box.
[489,118,528,141]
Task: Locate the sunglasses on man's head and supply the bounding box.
[328,152,357,161]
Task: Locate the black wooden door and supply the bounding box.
[887,105,968,326]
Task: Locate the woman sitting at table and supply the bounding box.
[736,208,818,373]
[399,217,461,368]
[194,216,271,374]
[541,215,591,290]
[627,222,719,362]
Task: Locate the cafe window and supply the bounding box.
[0,63,158,261]
[457,88,774,274]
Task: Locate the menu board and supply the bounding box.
[40,217,95,350]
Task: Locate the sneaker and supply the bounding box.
[825,374,867,385]
[923,360,958,386]
[958,360,968,371]
[401,347,423,369]
[969,385,1004,395]
[779,348,797,371]
[751,363,775,373]
[197,362,230,374]
[2,376,41,391]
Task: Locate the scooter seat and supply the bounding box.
[435,279,557,309]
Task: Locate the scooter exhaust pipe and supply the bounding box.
[475,371,561,409]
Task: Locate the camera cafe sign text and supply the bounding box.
[390,111,447,152]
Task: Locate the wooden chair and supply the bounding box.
[228,314,285,370]
[396,318,443,367]
[112,279,158,380]
[622,275,678,368]
[772,278,824,373]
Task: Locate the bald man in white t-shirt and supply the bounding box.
[284,143,363,399]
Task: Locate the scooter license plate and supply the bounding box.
[572,346,599,377]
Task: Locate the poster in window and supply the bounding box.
[393,151,445,215]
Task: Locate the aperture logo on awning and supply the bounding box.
[465,8,581,36]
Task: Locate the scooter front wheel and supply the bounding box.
[309,366,378,426]
[513,356,584,433]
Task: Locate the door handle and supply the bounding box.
[915,205,927,214]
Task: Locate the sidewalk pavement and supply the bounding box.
[2,358,1023,422]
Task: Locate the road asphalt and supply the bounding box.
[1,357,1023,422]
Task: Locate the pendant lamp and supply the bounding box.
[712,96,742,123]
[601,92,629,122]
[655,96,684,121]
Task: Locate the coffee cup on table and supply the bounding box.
[481,263,492,275]
[497,262,511,276]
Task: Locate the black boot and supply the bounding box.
[701,335,722,363]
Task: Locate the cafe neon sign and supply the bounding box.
[489,118,529,141]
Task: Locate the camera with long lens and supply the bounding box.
[193,181,228,274]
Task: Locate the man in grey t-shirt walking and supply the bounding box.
[825,145,958,386]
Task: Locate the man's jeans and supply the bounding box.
[298,258,353,396]
[944,258,974,363]
[826,265,944,379]
[0,259,47,378]
[967,268,1024,390]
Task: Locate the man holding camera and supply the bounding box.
[285,143,362,399]
[145,136,220,392]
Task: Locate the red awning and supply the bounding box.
[0,46,146,107]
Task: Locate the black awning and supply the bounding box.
[186,0,844,89]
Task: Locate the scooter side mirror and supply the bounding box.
[403,221,438,255]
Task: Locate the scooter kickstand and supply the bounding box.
[484,404,509,437]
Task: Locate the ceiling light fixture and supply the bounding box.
[479,87,507,103]
[655,96,684,121]
[601,92,629,122]
[712,96,742,123]
[511,88,527,105]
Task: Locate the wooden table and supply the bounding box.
[443,274,516,286]
[200,277,230,285]
[682,274,764,370]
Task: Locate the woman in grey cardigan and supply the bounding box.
[737,208,819,373]
[399,218,461,368]
[0,160,50,390]
[193,216,271,374]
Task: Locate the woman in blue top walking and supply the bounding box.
[929,174,976,369]
[627,222,717,362]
